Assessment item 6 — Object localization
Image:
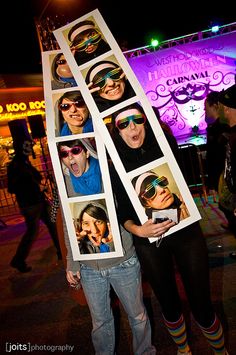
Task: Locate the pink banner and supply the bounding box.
[128,31,236,140]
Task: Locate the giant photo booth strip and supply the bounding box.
[42,9,202,261]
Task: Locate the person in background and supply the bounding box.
[204,91,229,197]
[218,83,236,260]
[7,139,62,273]
[85,60,135,112]
[57,138,102,197]
[64,199,156,354]
[75,202,114,254]
[68,20,110,66]
[108,102,229,355]
[57,90,93,136]
[51,52,77,89]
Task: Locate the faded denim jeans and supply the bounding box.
[80,253,156,355]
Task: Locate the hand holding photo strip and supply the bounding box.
[152,209,178,225]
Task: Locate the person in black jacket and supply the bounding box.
[108,102,228,355]
[204,91,231,230]
[204,91,229,192]
[7,140,62,273]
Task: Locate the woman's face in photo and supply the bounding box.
[144,185,174,210]
[60,98,89,129]
[59,144,89,177]
[79,30,99,54]
[116,109,146,148]
[56,55,73,78]
[98,68,126,101]
[81,212,107,246]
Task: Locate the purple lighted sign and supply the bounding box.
[128,31,236,140]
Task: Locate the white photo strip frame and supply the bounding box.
[42,49,124,260]
[53,9,201,242]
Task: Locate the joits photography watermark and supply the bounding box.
[5,343,74,353]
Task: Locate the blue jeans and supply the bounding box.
[80,254,156,355]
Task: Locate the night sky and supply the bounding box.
[0,0,235,74]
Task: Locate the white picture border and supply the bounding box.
[42,49,124,260]
[53,9,201,243]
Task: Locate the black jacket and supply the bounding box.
[7,155,45,208]
[206,118,229,190]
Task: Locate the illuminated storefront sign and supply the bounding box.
[0,100,45,120]
[0,87,45,121]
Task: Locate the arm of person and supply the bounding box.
[124,218,176,239]
[61,208,81,283]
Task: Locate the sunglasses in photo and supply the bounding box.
[140,176,169,201]
[59,100,85,111]
[59,145,84,159]
[115,113,146,130]
[92,67,123,90]
[71,31,102,51]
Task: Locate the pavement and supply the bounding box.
[0,196,236,355]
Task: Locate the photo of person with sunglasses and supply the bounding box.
[57,138,103,197]
[108,102,228,354]
[107,102,165,172]
[68,20,111,66]
[57,90,93,136]
[75,202,115,254]
[133,170,189,223]
[85,60,136,112]
[51,52,77,90]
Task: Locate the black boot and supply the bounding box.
[10,257,32,273]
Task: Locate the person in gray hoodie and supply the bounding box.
[64,199,156,355]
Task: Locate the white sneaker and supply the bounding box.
[177,351,192,355]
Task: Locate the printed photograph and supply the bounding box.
[132,163,190,225]
[50,51,77,90]
[82,55,136,112]
[53,90,94,136]
[104,101,164,172]
[68,17,111,66]
[57,138,103,197]
[70,199,115,255]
